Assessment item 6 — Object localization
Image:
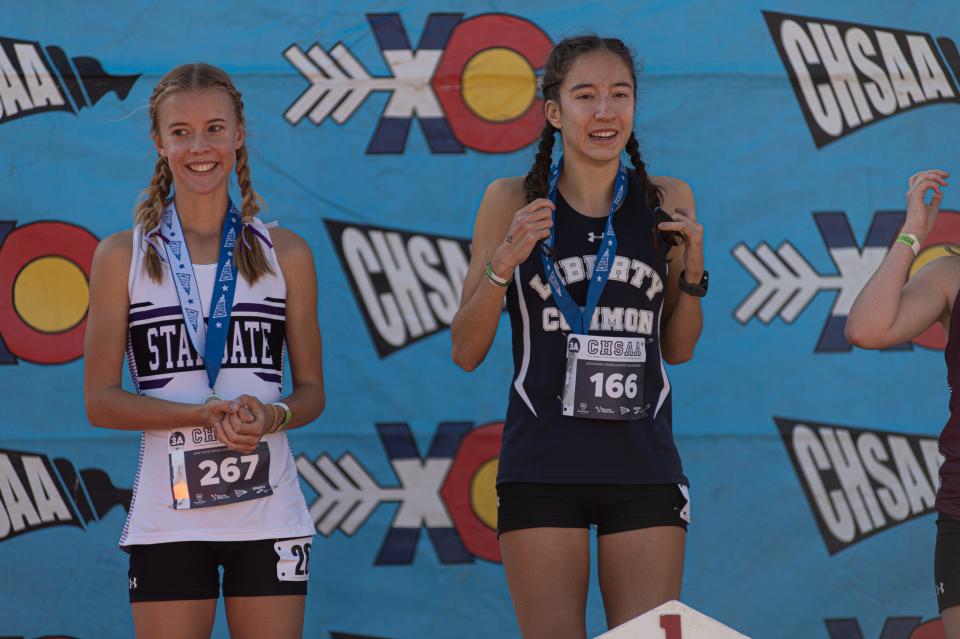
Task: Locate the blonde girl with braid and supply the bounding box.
[452,36,705,638]
[84,63,325,639]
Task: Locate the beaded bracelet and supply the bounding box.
[266,401,292,434]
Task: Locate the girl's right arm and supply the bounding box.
[846,169,959,349]
[83,231,232,431]
[450,178,554,371]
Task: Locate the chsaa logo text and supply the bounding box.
[763,12,960,147]
[0,36,139,124]
[0,221,99,364]
[284,13,552,154]
[776,417,940,555]
[0,447,130,541]
[733,210,960,352]
[296,421,502,565]
[325,219,472,357]
[827,616,944,639]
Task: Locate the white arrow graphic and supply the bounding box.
[732,241,842,324]
[284,43,397,126]
[284,40,446,127]
[296,453,405,536]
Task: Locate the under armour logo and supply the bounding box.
[129,578,138,590]
[587,232,604,243]
[938,582,945,595]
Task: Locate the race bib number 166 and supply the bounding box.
[561,334,647,420]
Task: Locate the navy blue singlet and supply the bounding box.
[498,170,687,486]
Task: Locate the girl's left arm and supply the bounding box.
[656,177,704,364]
[271,227,325,429]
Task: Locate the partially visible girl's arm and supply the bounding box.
[846,169,956,349]
[451,178,554,371]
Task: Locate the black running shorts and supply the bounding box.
[127,536,313,603]
[936,515,960,612]
[496,482,689,537]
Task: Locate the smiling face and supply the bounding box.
[545,50,635,166]
[153,87,244,199]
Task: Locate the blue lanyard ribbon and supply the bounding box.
[539,158,628,334]
[159,200,242,391]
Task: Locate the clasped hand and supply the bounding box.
[199,395,271,454]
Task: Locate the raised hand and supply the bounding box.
[657,206,705,279]
[904,169,949,241]
[489,198,555,276]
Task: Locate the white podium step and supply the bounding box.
[595,600,751,638]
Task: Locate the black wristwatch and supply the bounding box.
[679,270,709,297]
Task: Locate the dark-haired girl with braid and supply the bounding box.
[84,63,324,639]
[452,36,705,638]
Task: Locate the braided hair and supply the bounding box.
[135,63,272,284]
[523,35,663,211]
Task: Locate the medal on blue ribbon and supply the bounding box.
[158,200,242,392]
[539,157,629,334]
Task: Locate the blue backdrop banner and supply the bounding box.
[1,2,956,638]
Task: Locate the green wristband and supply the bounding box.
[484,262,513,287]
[896,233,919,256]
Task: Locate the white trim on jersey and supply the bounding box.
[130,225,143,293]
[654,288,671,419]
[127,308,284,330]
[512,265,537,417]
[119,433,146,547]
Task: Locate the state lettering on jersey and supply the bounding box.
[776,417,941,554]
[324,219,471,357]
[527,252,662,335]
[127,299,285,389]
[763,12,960,147]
